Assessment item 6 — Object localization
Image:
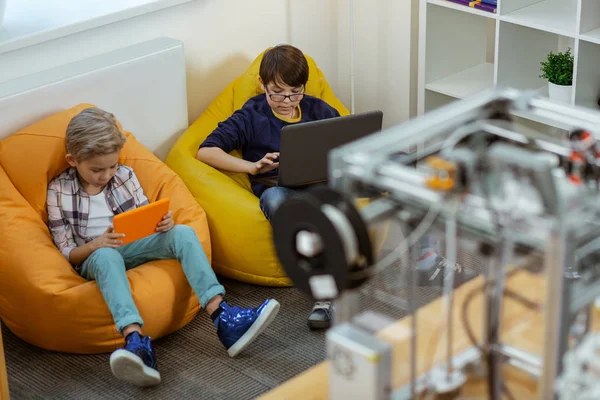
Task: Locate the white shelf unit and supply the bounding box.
[418,0,600,133]
[420,2,497,113]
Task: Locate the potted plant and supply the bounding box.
[539,48,574,104]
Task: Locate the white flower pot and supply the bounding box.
[0,0,6,31]
[548,82,573,104]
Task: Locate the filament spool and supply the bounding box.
[272,186,373,300]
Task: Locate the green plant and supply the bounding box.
[539,48,574,86]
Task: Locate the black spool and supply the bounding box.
[272,186,374,299]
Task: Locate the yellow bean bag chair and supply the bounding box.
[0,104,211,354]
[166,49,349,287]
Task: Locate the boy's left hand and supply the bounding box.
[156,210,174,232]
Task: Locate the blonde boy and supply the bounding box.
[47,108,279,387]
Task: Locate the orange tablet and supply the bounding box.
[113,198,170,245]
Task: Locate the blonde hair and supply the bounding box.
[66,107,126,161]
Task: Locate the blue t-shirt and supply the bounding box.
[200,94,340,197]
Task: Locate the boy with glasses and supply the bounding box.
[197,44,339,330]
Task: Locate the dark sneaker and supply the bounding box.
[307,301,333,330]
[214,299,280,357]
[417,256,477,288]
[109,332,160,387]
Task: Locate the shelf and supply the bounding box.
[425,63,494,98]
[575,41,600,111]
[427,0,498,19]
[580,27,600,45]
[424,3,494,100]
[501,1,578,37]
[497,22,562,92]
[579,0,600,37]
[424,91,457,113]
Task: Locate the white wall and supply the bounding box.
[0,0,415,128]
[0,0,338,124]
[336,0,415,128]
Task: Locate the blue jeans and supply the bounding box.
[259,186,439,267]
[259,186,297,222]
[79,225,225,333]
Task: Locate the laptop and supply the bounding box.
[278,110,384,188]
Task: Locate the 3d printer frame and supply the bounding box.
[321,88,600,399]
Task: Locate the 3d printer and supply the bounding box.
[271,88,600,399]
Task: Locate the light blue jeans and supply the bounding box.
[79,225,225,333]
[260,186,439,268]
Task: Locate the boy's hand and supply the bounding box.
[90,226,125,250]
[249,152,280,175]
[156,210,174,232]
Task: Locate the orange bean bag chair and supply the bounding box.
[0,104,211,354]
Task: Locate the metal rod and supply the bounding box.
[539,223,566,400]
[481,251,492,376]
[497,344,542,378]
[444,211,458,378]
[486,224,514,400]
[333,290,361,326]
[529,97,600,127]
[330,88,523,166]
[358,197,398,226]
[484,250,501,400]
[409,240,419,400]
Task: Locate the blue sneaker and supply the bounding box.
[109,332,161,387]
[214,299,280,357]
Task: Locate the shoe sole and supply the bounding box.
[307,319,331,330]
[109,349,161,387]
[227,300,280,358]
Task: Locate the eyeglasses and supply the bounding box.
[266,92,305,102]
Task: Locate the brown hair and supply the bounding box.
[66,107,126,161]
[259,44,309,88]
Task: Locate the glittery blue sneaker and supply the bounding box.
[109,332,160,387]
[213,299,280,357]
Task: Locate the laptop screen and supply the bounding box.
[278,110,384,188]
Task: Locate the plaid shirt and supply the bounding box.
[47,165,149,262]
